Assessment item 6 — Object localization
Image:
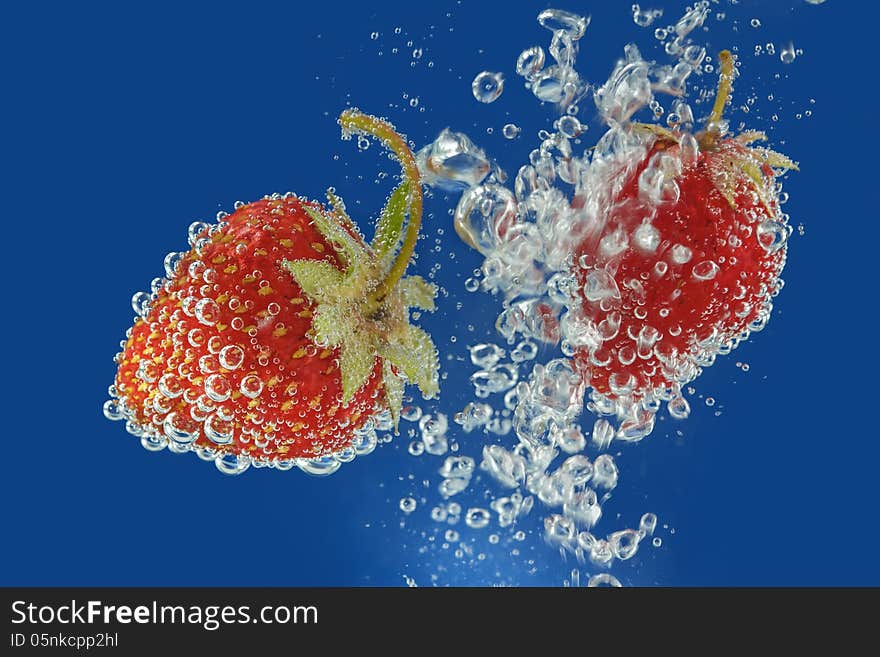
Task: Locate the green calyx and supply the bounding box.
[282,110,439,430]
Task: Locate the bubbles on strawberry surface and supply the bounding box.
[105,110,441,475]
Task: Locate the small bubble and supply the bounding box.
[399,497,417,514]
[516,46,545,80]
[240,374,264,399]
[502,123,521,139]
[472,71,505,103]
[587,573,622,587]
[465,508,491,529]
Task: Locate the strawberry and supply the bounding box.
[569,51,797,422]
[105,110,440,474]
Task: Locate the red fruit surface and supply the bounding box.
[571,138,788,402]
[114,196,384,461]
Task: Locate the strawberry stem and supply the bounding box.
[698,50,734,149]
[339,109,423,304]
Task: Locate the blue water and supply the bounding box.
[2,0,878,586]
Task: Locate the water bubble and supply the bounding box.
[136,360,159,383]
[502,123,521,139]
[130,291,151,318]
[779,42,796,64]
[560,454,593,485]
[195,298,221,326]
[472,71,505,104]
[632,5,663,27]
[592,454,619,490]
[591,418,615,450]
[214,453,250,476]
[609,529,641,560]
[240,374,264,399]
[537,9,590,40]
[439,456,476,479]
[583,269,621,302]
[439,477,470,498]
[187,221,209,245]
[402,405,423,422]
[465,508,491,529]
[204,373,231,402]
[564,489,602,528]
[692,260,720,281]
[516,46,545,80]
[590,538,614,567]
[157,373,183,398]
[218,345,245,370]
[556,115,582,138]
[633,222,660,253]
[163,412,198,445]
[640,512,658,536]
[469,343,505,369]
[668,396,690,419]
[756,219,790,253]
[454,402,493,432]
[103,400,123,421]
[454,184,518,255]
[204,414,233,445]
[670,243,693,264]
[587,573,622,587]
[163,251,183,277]
[480,445,527,488]
[400,497,417,514]
[416,129,491,190]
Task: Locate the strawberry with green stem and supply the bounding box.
[571,50,798,413]
[107,110,440,472]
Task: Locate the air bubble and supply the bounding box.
[218,345,245,370]
[465,508,491,529]
[472,71,505,104]
[692,260,720,281]
[195,298,221,326]
[516,46,545,80]
[537,9,590,40]
[240,374,264,399]
[503,123,521,139]
[587,573,622,587]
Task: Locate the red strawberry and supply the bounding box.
[570,51,797,426]
[105,110,440,474]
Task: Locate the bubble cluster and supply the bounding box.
[406,3,795,585]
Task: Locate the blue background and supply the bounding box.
[2,0,877,586]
